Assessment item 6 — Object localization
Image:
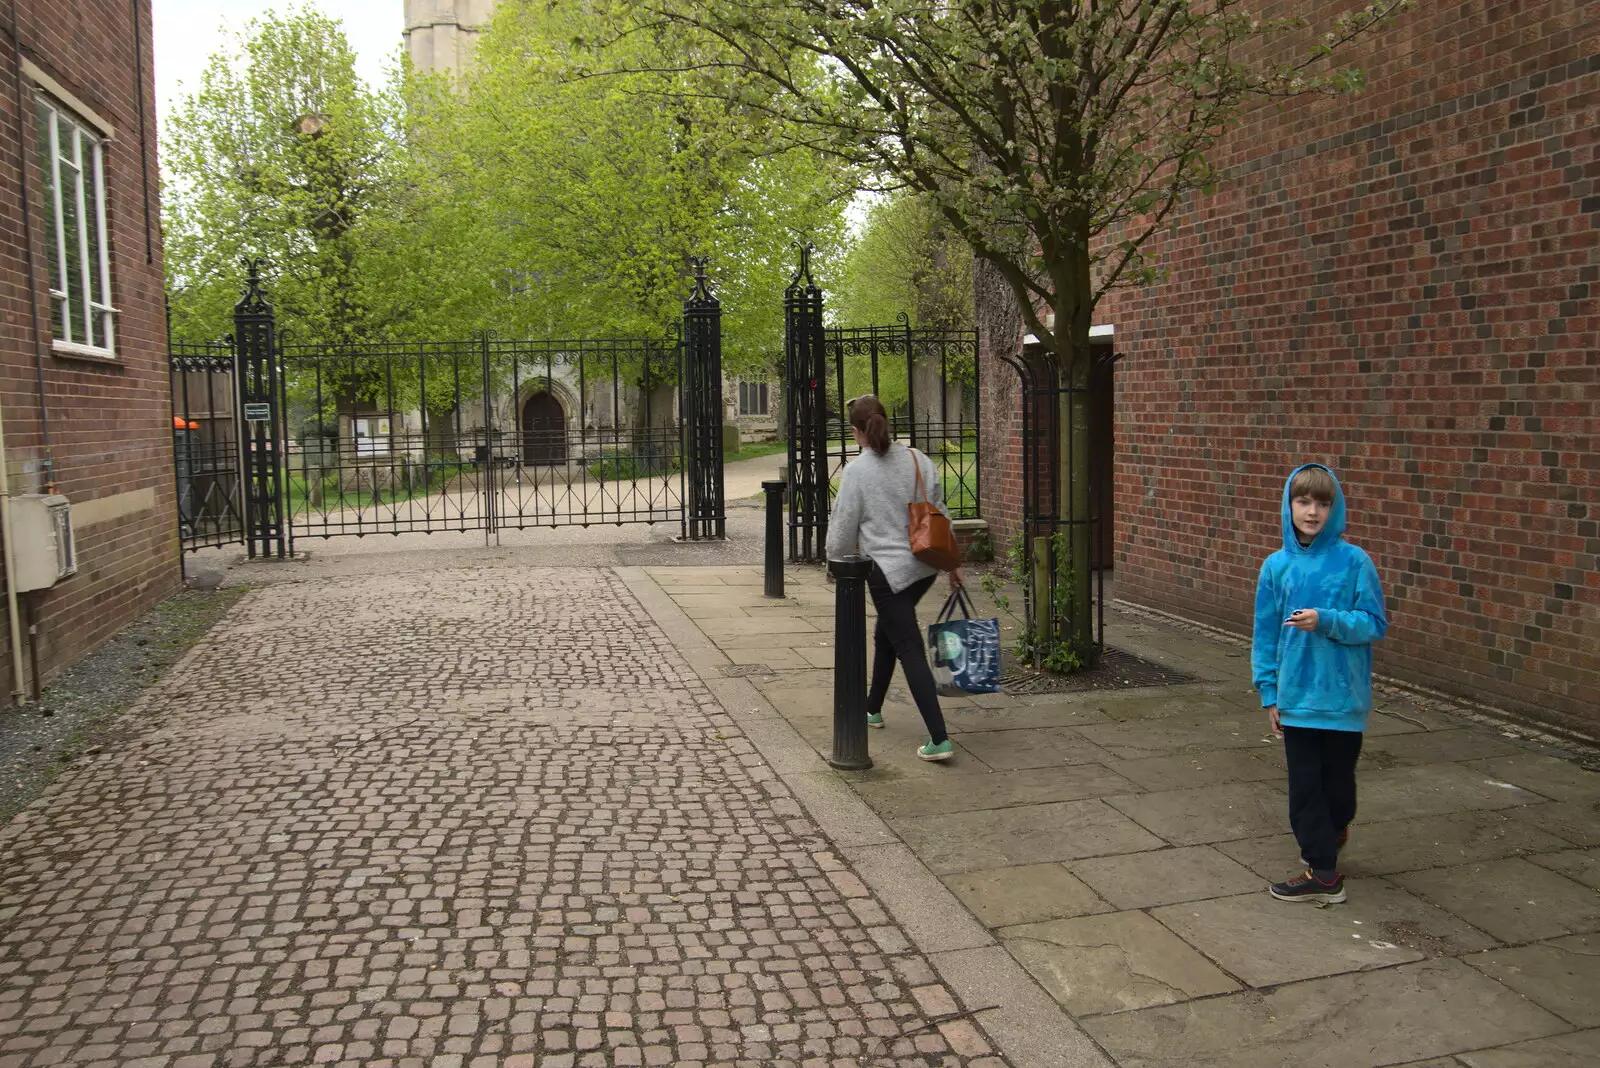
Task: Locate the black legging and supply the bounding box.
[865,564,949,744]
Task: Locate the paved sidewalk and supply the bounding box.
[0,562,1010,1068]
[636,564,1600,1068]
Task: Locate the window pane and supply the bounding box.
[84,141,105,311]
[758,384,768,414]
[95,309,114,352]
[60,157,84,344]
[35,104,61,297]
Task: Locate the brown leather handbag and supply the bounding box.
[908,449,961,571]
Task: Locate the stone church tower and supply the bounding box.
[403,0,498,76]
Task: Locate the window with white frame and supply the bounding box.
[738,380,769,416]
[37,97,115,357]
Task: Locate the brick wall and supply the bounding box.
[982,0,1599,737]
[0,0,180,698]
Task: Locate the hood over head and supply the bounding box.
[1282,463,1347,553]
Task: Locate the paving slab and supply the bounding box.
[1069,846,1264,909]
[1357,763,1546,822]
[1366,709,1433,736]
[1528,848,1600,889]
[1075,709,1275,759]
[1105,781,1287,846]
[1106,747,1283,791]
[1083,957,1569,1068]
[930,945,1115,1068]
[1064,689,1253,723]
[1506,801,1600,847]
[1389,857,1600,944]
[942,702,1116,733]
[999,911,1241,1017]
[696,614,822,637]
[1215,808,1574,881]
[1464,934,1600,1026]
[954,726,1119,770]
[1454,1028,1600,1067]
[840,842,996,954]
[1361,729,1529,769]
[1463,753,1600,803]
[891,800,1165,874]
[1150,879,1497,988]
[851,763,1141,820]
[942,863,1112,927]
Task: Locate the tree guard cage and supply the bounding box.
[1000,340,1120,660]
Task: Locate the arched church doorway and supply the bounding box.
[521,391,567,464]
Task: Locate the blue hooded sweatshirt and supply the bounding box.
[1252,464,1388,732]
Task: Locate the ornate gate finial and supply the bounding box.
[687,257,717,305]
[235,257,272,316]
[786,242,817,296]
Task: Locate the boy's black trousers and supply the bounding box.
[1282,725,1364,873]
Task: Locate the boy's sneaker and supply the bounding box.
[866,712,884,729]
[1270,870,1346,904]
[917,740,954,762]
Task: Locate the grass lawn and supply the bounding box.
[939,455,978,518]
[726,440,787,464]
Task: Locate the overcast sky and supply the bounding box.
[153,0,404,131]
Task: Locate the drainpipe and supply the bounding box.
[3,5,34,700]
[0,404,28,704]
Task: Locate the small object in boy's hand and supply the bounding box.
[1283,612,1300,625]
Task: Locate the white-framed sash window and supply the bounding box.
[38,96,116,358]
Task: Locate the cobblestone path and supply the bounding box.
[0,568,1004,1068]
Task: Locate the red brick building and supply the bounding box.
[981,0,1598,739]
[0,0,178,698]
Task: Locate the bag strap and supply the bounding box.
[909,447,929,504]
[935,589,964,623]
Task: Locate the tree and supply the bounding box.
[836,192,973,331]
[835,191,975,423]
[162,9,401,348]
[386,0,857,381]
[608,0,1408,662]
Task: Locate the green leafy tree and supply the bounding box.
[609,0,1408,663]
[834,191,975,419]
[385,0,856,384]
[162,8,401,348]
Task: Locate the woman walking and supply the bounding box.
[826,395,965,762]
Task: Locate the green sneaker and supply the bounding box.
[917,740,954,762]
[866,712,885,729]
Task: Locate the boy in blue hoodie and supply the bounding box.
[1253,464,1388,904]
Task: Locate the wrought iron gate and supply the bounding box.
[170,264,727,556]
[784,247,981,562]
[999,340,1118,656]
[170,339,244,552]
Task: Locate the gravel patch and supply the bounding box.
[0,583,244,825]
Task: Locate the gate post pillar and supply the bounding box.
[682,259,726,540]
[784,245,828,562]
[233,259,286,559]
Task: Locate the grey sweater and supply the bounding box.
[825,443,951,592]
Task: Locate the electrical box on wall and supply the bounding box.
[8,495,76,592]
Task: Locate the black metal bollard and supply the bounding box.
[827,555,873,770]
[763,480,786,599]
